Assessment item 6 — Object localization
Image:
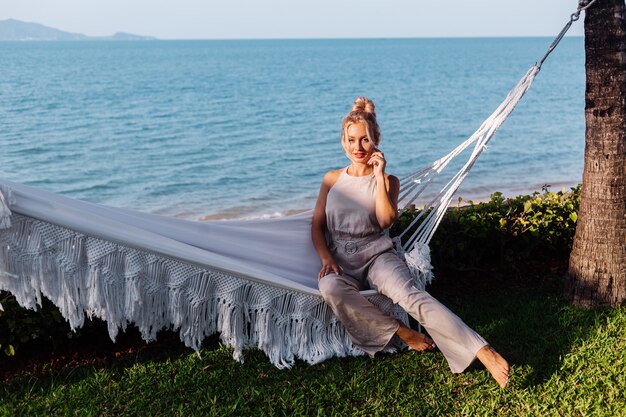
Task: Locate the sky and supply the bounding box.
[2,0,585,40]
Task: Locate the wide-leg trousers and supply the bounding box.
[318,235,487,373]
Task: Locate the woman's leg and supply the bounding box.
[367,252,509,386]
[318,273,400,357]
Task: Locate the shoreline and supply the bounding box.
[196,180,581,221]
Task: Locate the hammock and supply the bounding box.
[0,64,537,368]
[0,3,589,368]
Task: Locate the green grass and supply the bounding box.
[1,279,625,417]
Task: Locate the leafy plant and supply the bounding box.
[0,291,83,359]
[392,185,581,277]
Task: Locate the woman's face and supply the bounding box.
[345,122,375,163]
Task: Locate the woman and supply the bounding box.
[311,97,509,388]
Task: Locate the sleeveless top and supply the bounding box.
[325,167,382,238]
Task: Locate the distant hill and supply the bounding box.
[0,19,155,41]
[105,32,155,41]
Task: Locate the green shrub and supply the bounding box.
[0,292,91,360]
[392,185,581,277]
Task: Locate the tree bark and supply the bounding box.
[567,0,626,307]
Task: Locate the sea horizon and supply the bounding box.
[0,35,585,43]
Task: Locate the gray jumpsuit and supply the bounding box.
[318,168,487,373]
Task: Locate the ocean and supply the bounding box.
[0,38,585,220]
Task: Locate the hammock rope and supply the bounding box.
[396,65,539,250]
[538,0,598,69]
[0,2,593,368]
[394,0,596,257]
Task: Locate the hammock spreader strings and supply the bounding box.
[395,65,539,250]
[394,0,597,253]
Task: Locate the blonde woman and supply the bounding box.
[311,97,509,388]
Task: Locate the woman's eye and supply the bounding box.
[348,139,355,143]
[363,138,369,143]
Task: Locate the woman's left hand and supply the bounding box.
[368,150,386,177]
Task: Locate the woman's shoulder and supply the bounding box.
[322,168,344,187]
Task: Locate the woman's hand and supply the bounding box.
[318,256,343,280]
[368,149,386,178]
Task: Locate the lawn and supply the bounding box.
[1,272,624,417]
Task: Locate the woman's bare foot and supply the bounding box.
[396,322,436,351]
[476,345,509,388]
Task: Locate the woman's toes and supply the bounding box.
[477,345,509,388]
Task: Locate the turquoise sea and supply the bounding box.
[0,38,584,220]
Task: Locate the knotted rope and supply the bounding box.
[396,0,598,252]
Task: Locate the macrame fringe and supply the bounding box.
[393,237,434,288]
[0,212,411,368]
[0,185,12,230]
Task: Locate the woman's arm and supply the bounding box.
[374,174,399,229]
[369,151,400,229]
[311,171,342,280]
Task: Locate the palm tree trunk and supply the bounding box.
[567,0,626,307]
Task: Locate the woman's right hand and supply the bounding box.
[318,257,342,280]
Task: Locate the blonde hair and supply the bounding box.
[341,97,381,153]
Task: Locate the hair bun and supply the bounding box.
[352,96,376,116]
[342,96,381,147]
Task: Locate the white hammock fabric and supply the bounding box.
[0,64,539,368]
